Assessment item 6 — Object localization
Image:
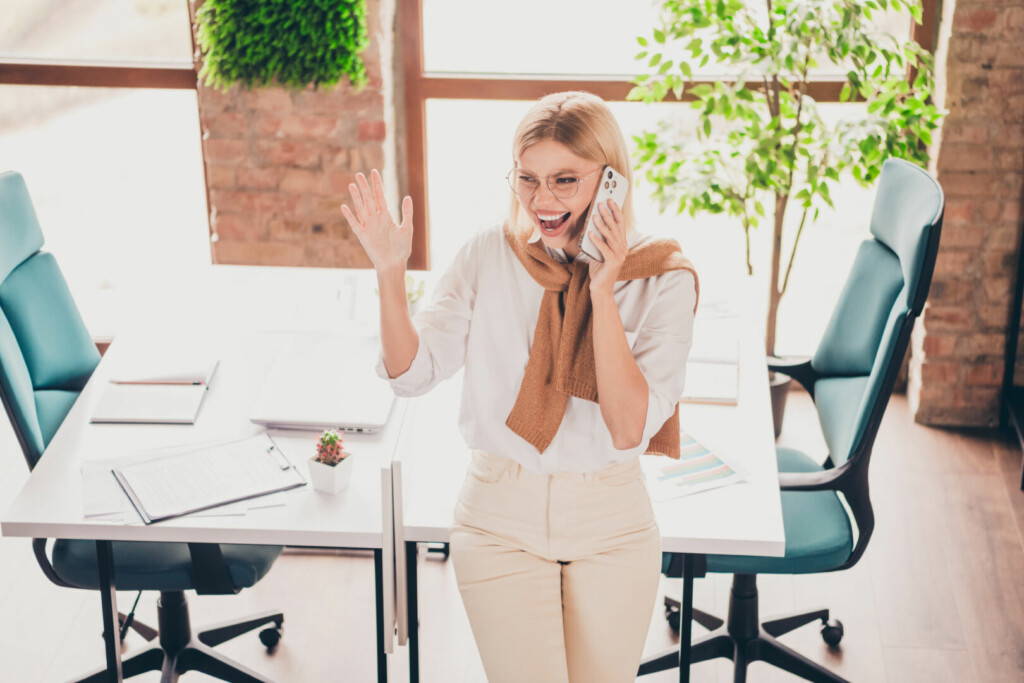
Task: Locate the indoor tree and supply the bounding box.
[628,0,942,357]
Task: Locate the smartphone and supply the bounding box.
[577,165,629,263]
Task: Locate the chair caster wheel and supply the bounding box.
[820,619,844,648]
[259,626,282,652]
[665,604,681,632]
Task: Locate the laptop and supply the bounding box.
[249,333,396,434]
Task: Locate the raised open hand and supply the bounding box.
[340,169,414,273]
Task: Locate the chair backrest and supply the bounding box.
[0,171,100,470]
[810,158,944,469]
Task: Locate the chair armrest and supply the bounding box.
[187,543,240,595]
[767,355,818,396]
[33,538,74,588]
[778,470,842,492]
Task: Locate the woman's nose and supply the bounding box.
[533,181,561,206]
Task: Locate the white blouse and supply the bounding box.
[375,223,697,475]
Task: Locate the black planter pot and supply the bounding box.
[769,371,792,439]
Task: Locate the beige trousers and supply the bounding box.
[450,450,662,683]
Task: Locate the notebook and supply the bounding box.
[111,433,305,524]
[110,357,220,385]
[90,383,211,424]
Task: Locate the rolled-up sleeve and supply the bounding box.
[612,269,697,453]
[374,234,479,397]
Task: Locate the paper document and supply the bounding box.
[644,432,745,501]
[111,433,306,524]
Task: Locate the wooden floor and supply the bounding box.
[1,388,1022,682]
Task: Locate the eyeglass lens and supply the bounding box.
[507,170,585,199]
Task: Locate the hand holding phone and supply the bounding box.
[577,166,629,263]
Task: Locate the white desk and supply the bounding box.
[1,266,413,683]
[391,300,784,682]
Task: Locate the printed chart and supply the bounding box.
[644,431,745,501]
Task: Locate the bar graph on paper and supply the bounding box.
[645,432,745,501]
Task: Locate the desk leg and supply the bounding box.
[373,548,387,683]
[406,541,420,683]
[97,540,123,682]
[677,554,695,683]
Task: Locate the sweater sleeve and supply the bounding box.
[612,269,697,453]
[374,233,480,397]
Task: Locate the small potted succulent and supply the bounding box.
[308,429,354,493]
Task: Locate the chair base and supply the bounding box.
[641,574,848,683]
[117,611,158,642]
[75,591,282,682]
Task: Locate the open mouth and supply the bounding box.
[537,211,572,234]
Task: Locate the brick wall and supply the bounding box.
[909,0,1024,426]
[190,0,399,268]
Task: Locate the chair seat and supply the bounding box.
[704,446,853,575]
[51,540,282,592]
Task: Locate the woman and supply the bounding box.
[341,91,699,683]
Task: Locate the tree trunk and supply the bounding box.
[766,192,787,358]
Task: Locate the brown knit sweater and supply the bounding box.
[502,222,700,459]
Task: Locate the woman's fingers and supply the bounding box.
[348,182,369,224]
[589,217,608,254]
[340,204,361,233]
[399,195,414,231]
[356,173,376,217]
[371,169,391,222]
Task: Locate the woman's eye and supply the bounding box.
[556,176,579,185]
[518,175,539,184]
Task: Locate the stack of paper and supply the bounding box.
[681,361,739,405]
[682,314,740,405]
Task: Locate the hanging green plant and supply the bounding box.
[195,0,370,91]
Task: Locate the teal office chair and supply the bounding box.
[0,170,285,682]
[641,158,945,682]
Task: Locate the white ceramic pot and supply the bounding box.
[308,453,354,493]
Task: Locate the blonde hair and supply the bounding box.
[506,91,637,240]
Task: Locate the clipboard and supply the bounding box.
[111,433,306,524]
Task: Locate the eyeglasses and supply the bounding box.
[505,166,603,200]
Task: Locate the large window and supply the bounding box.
[0,85,209,338]
[1,0,193,63]
[422,1,912,79]
[0,1,202,341]
[405,0,938,356]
